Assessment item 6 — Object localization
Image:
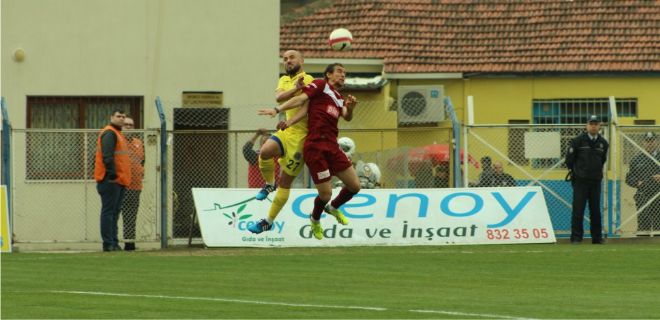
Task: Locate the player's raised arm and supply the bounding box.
[276,77,305,103]
[341,94,357,121]
[257,93,309,118]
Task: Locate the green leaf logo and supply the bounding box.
[206,197,258,228]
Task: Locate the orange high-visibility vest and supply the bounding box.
[94,125,131,186]
[126,136,144,190]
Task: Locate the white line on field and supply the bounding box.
[410,308,536,319]
[51,290,386,311]
[50,290,534,319]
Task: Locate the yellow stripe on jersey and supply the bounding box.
[276,71,314,135]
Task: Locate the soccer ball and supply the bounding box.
[329,28,353,51]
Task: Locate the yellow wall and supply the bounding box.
[466,77,660,124]
[339,75,660,186]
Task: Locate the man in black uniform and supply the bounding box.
[566,115,609,244]
[625,132,660,232]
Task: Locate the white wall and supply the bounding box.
[1,0,280,130]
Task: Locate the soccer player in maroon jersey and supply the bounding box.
[258,63,360,240]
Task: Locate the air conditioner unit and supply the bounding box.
[397,86,445,125]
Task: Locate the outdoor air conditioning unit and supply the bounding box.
[397,86,445,125]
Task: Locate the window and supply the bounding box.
[26,96,143,180]
[530,97,637,168]
[532,97,637,124]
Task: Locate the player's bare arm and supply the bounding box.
[278,101,309,130]
[275,77,306,103]
[341,94,357,121]
[258,92,309,117]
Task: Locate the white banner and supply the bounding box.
[192,187,556,247]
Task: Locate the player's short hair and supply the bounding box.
[112,109,125,116]
[324,63,344,80]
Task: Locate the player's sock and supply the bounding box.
[258,156,275,184]
[311,196,327,221]
[330,187,357,208]
[267,187,290,221]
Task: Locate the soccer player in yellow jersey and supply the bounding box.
[248,50,314,234]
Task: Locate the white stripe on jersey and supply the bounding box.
[323,83,344,108]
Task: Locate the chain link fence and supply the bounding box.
[162,99,455,239]
[10,129,161,246]
[7,97,657,247]
[464,124,587,236]
[616,126,660,237]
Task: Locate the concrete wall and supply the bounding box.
[1,0,280,130]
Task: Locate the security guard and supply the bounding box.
[566,115,609,244]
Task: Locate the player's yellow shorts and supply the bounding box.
[271,130,306,177]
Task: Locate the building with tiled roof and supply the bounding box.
[282,0,660,74]
[281,0,660,195]
[280,0,660,131]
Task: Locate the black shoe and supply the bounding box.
[103,246,120,252]
[113,244,123,251]
[592,240,605,244]
[124,243,136,251]
[571,240,581,245]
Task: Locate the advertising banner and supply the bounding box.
[193,187,556,247]
[1,185,11,253]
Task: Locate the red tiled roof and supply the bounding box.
[280,0,660,73]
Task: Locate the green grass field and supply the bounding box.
[3,243,660,319]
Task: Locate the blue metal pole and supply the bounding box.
[155,97,168,248]
[445,97,463,187]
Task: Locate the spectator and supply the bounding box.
[490,162,516,187]
[242,128,275,188]
[433,163,450,188]
[476,156,494,187]
[120,116,144,251]
[94,109,130,252]
[625,132,660,232]
[335,137,382,189]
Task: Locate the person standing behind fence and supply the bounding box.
[566,115,609,244]
[490,162,516,187]
[120,116,143,251]
[94,110,131,252]
[625,132,660,232]
[476,156,494,187]
[243,128,277,188]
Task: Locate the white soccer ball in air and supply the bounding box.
[329,28,353,51]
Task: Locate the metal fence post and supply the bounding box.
[607,96,618,237]
[445,97,462,187]
[155,97,168,248]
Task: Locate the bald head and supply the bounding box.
[283,50,304,76]
[493,161,504,174]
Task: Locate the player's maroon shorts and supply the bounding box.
[304,137,353,184]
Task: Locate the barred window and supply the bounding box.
[532,97,637,124]
[530,97,637,168]
[26,96,143,180]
